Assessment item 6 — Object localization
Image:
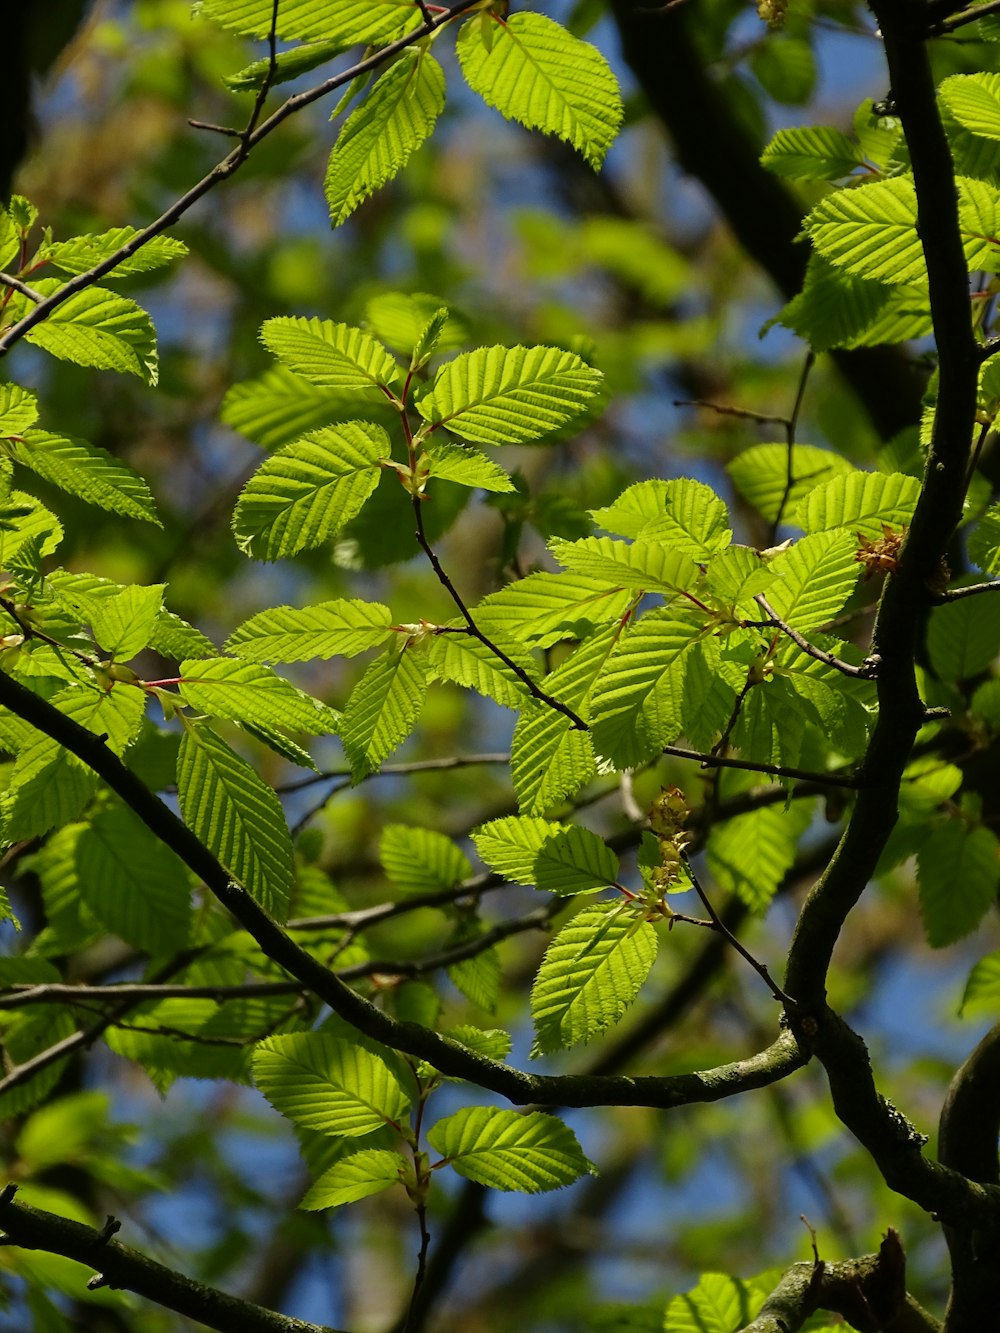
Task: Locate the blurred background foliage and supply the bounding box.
[0,1,996,1330]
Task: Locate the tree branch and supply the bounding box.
[741,1230,941,1332]
[0,1186,339,1333]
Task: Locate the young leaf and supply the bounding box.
[75,805,191,954]
[760,125,863,180]
[530,901,657,1053]
[365,292,469,359]
[23,282,158,384]
[10,431,161,524]
[511,625,616,813]
[663,1272,753,1333]
[476,570,634,648]
[0,383,39,435]
[417,345,603,445]
[457,12,623,170]
[339,643,428,780]
[472,815,568,884]
[764,531,859,631]
[177,725,294,919]
[253,1033,410,1136]
[776,254,892,354]
[589,608,707,769]
[706,800,814,913]
[549,535,700,596]
[533,826,619,897]
[959,951,1000,1016]
[38,228,188,277]
[968,501,1000,574]
[728,442,855,526]
[423,625,535,709]
[326,49,446,227]
[796,470,920,538]
[199,0,418,43]
[379,825,471,894]
[927,594,1000,681]
[940,72,1000,142]
[624,479,732,562]
[232,422,387,561]
[87,584,165,660]
[225,38,348,92]
[301,1149,406,1210]
[260,318,399,391]
[225,599,394,662]
[177,658,338,736]
[918,821,1000,947]
[421,440,516,493]
[427,1106,594,1191]
[4,686,145,840]
[222,366,393,451]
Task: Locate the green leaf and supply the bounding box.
[10,431,161,524]
[225,38,347,91]
[38,228,188,277]
[0,383,39,435]
[87,584,165,660]
[423,626,535,709]
[379,825,471,894]
[199,0,418,43]
[448,945,503,1013]
[511,626,615,813]
[23,282,158,384]
[764,531,859,631]
[534,826,619,896]
[472,815,566,884]
[5,686,145,840]
[703,547,778,614]
[444,1025,511,1062]
[706,801,814,913]
[918,822,1000,947]
[959,951,1000,1016]
[457,12,622,170]
[222,366,393,451]
[232,422,386,561]
[968,502,1000,574]
[663,1272,753,1333]
[776,254,892,353]
[177,725,293,919]
[476,570,634,648]
[421,440,516,492]
[301,1149,406,1210]
[940,72,1000,142]
[796,470,920,538]
[621,479,732,562]
[75,805,191,953]
[530,901,657,1053]
[549,535,701,596]
[326,49,445,226]
[927,594,1000,680]
[427,1106,594,1191]
[750,35,815,105]
[261,317,399,391]
[589,608,707,769]
[761,125,863,180]
[253,1033,410,1136]
[225,599,394,662]
[0,489,62,564]
[339,643,428,780]
[365,292,469,359]
[418,344,602,446]
[177,658,338,735]
[803,175,1000,284]
[729,443,857,528]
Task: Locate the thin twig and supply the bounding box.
[753,595,878,679]
[772,350,816,539]
[933,579,1000,601]
[684,856,797,1007]
[662,743,860,789]
[0,273,44,303]
[412,501,587,729]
